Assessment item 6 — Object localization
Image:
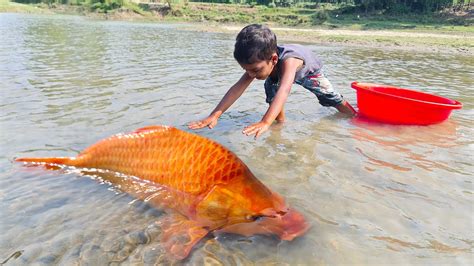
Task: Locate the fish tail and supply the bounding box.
[15,157,75,166]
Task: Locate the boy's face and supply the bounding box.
[240,53,278,80]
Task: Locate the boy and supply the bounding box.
[188,24,356,139]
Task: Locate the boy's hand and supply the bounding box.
[188,115,219,129]
[242,121,270,139]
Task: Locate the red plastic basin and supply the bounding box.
[351,82,462,125]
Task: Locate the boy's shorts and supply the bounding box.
[264,70,343,107]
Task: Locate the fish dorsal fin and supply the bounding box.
[158,214,209,260]
[133,125,173,134]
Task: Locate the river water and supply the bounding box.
[0,13,472,265]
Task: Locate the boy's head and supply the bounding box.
[234,24,278,80]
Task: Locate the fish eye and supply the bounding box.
[248,215,264,221]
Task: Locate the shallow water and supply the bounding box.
[1,13,473,265]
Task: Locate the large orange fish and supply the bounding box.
[15,125,310,259]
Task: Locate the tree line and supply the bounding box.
[12,0,473,13]
[193,0,471,12]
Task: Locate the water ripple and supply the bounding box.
[1,13,473,265]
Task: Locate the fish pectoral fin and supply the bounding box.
[158,214,209,260]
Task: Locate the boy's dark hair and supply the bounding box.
[234,24,277,64]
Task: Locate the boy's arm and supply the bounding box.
[243,58,302,138]
[188,73,254,129]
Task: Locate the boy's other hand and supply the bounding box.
[242,121,270,139]
[188,116,218,130]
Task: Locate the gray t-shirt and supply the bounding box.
[277,44,323,81]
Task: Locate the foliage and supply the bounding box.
[89,0,123,12]
[311,9,328,24]
[353,0,458,13]
[8,0,473,24]
[11,0,472,13]
[12,0,126,11]
[190,0,471,13]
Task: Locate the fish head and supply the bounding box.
[195,173,310,241]
[242,206,311,241]
[216,192,311,241]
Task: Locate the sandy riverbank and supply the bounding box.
[182,24,474,55]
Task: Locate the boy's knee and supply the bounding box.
[302,75,343,107]
[316,77,335,94]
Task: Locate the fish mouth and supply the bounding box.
[258,208,311,241]
[216,208,310,240]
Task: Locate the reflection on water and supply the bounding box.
[351,118,461,171]
[1,13,473,265]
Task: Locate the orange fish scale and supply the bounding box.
[67,127,246,198]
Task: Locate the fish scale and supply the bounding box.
[76,127,236,196]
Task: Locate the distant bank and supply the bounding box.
[1,0,473,54]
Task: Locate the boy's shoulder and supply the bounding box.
[278,44,318,60]
[278,44,323,79]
